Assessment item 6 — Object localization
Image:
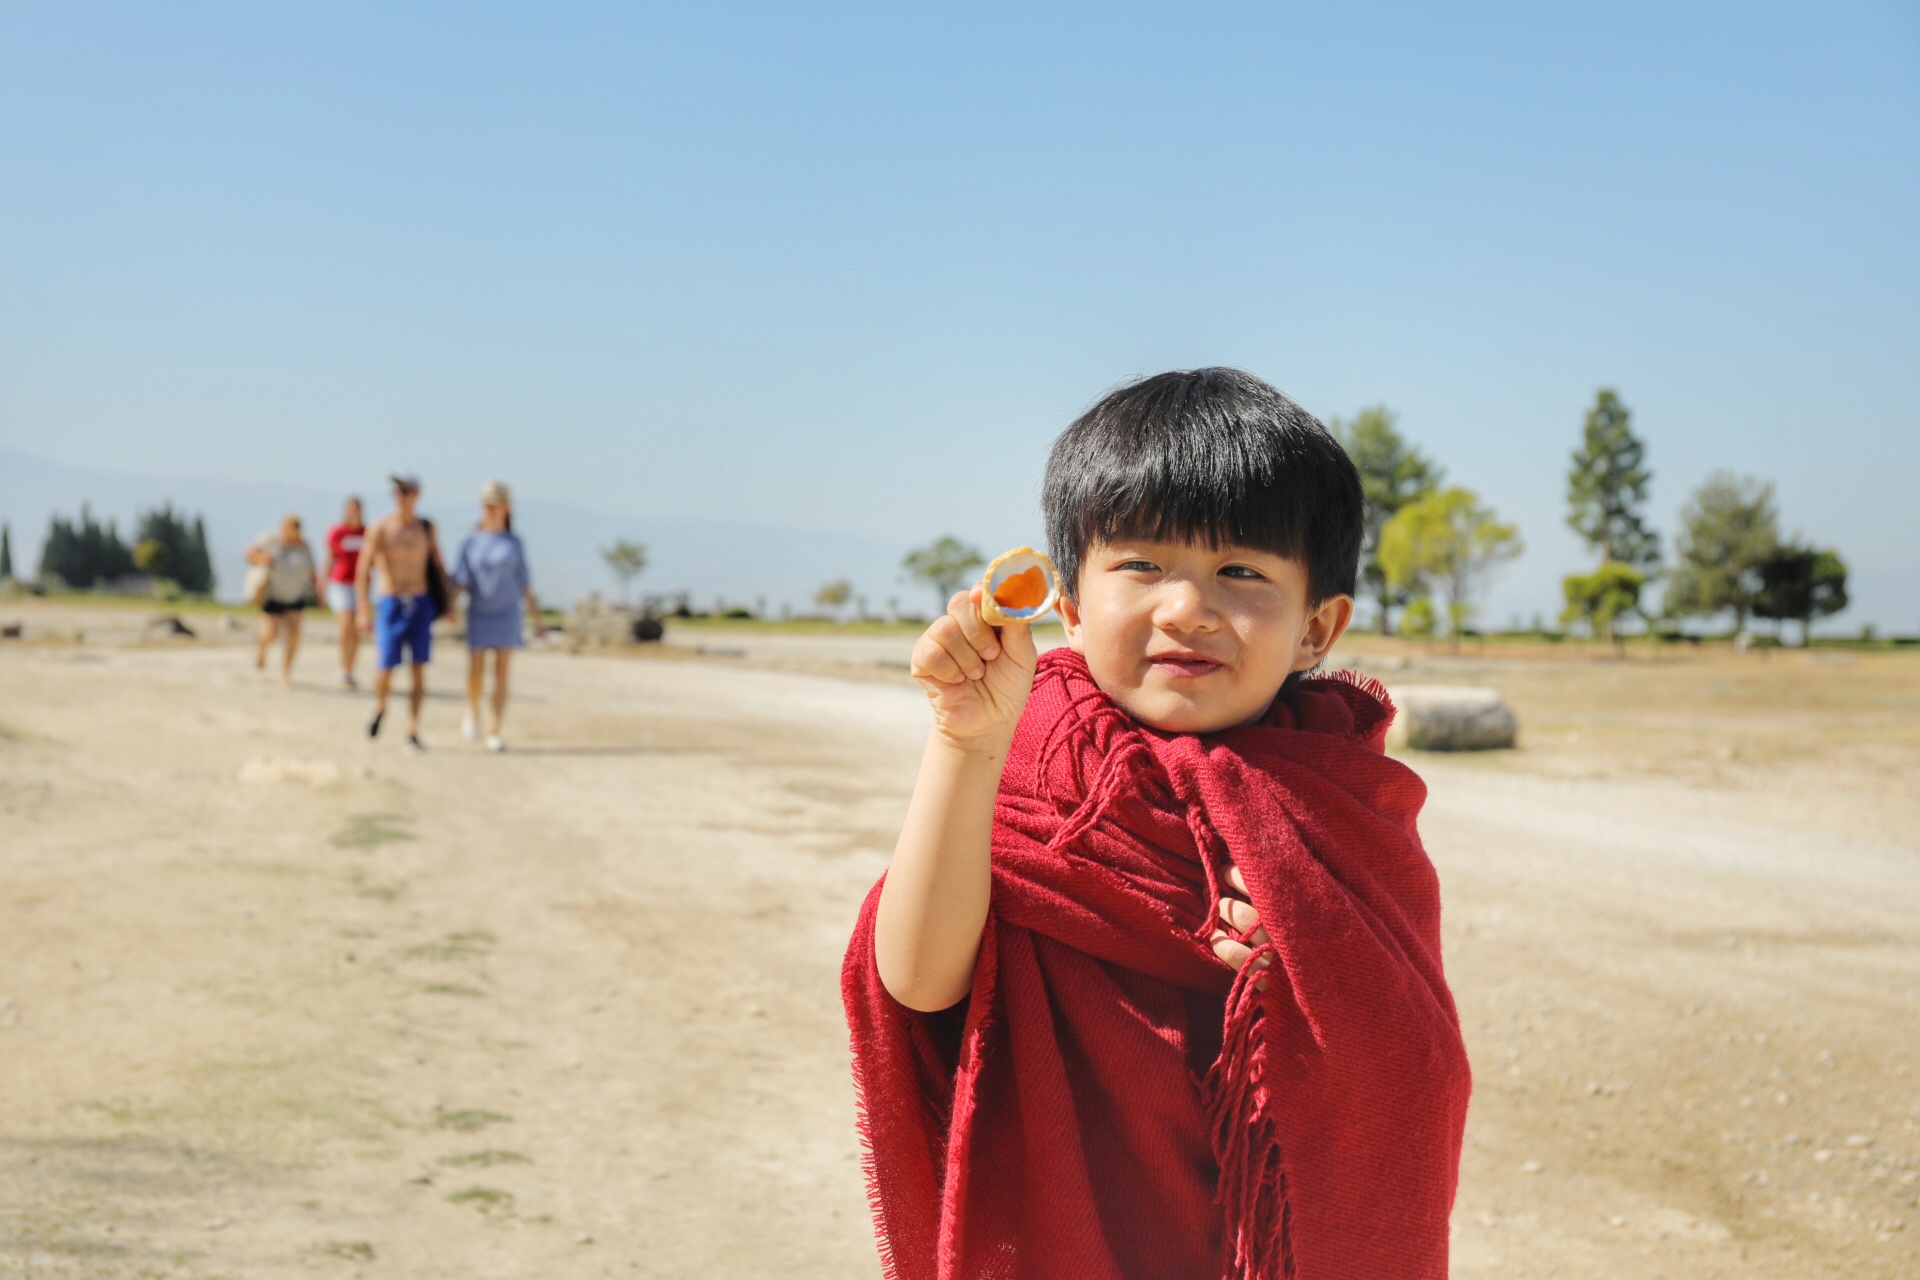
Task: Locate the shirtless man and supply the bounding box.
[356,473,448,751]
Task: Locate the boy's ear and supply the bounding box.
[1057,591,1086,654]
[1292,594,1354,672]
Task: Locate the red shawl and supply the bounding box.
[843,648,1471,1280]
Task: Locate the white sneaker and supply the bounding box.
[486,734,506,753]
[338,669,357,689]
[461,713,479,742]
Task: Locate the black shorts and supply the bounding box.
[262,599,308,616]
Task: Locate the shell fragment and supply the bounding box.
[978,547,1062,624]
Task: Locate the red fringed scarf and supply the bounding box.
[843,648,1471,1280]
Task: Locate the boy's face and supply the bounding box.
[1059,538,1353,734]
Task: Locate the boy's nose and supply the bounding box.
[1152,578,1218,632]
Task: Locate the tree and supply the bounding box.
[902,536,985,608]
[0,522,11,579]
[1752,544,1848,646]
[1562,562,1647,649]
[37,506,135,589]
[133,504,215,594]
[1567,389,1659,569]
[188,516,215,594]
[815,578,853,620]
[1378,488,1523,652]
[1333,406,1442,634]
[600,540,648,603]
[1661,472,1778,636]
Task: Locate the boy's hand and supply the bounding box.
[1209,863,1272,991]
[911,586,1039,749]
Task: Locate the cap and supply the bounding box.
[389,472,422,493]
[479,480,511,505]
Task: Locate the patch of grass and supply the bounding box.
[423,983,487,997]
[406,930,496,961]
[435,1109,511,1132]
[11,1235,131,1257]
[316,1240,376,1262]
[331,813,415,849]
[348,871,404,901]
[439,1149,530,1167]
[448,1186,514,1213]
[81,1097,171,1125]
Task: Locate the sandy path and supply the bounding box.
[1,627,1916,1277]
[2,640,917,1277]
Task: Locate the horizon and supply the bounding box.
[2,4,1915,630]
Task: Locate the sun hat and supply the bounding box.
[479,480,511,505]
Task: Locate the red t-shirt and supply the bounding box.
[326,524,366,584]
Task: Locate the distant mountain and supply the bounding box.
[0,448,918,615]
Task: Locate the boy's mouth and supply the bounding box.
[1146,650,1224,679]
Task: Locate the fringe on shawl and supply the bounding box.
[1305,666,1398,725]
[1203,942,1295,1280]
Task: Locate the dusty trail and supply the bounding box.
[2,639,915,1277]
[1,620,1915,1277]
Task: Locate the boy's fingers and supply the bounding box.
[1209,932,1253,971]
[1217,897,1260,934]
[911,647,965,685]
[997,616,1037,667]
[930,616,990,680]
[910,627,971,684]
[1226,864,1250,897]
[951,586,1000,662]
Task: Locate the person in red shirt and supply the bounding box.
[322,496,367,687]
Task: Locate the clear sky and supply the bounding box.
[3,2,1916,629]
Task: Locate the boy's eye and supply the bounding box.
[1116,560,1159,573]
[1220,565,1266,580]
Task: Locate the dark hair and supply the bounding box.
[1042,367,1363,604]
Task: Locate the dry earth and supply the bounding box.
[1,601,1916,1278]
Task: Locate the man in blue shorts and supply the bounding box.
[355,473,449,752]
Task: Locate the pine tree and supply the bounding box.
[0,522,12,579]
[188,515,215,595]
[1567,389,1659,569]
[37,506,134,589]
[134,504,215,594]
[1332,407,1442,634]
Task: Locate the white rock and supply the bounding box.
[1384,685,1517,751]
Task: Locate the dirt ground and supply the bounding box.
[1,600,1915,1278]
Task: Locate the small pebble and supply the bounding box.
[577,1232,594,1245]
[1520,1160,1543,1174]
[1814,1149,1833,1162]
[1846,1134,1873,1147]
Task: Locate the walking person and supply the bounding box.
[355,473,450,752]
[451,481,544,751]
[322,496,368,687]
[246,514,322,687]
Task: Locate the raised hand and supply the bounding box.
[910,585,1039,748]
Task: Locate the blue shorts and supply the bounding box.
[376,595,433,670]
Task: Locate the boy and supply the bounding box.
[844,369,1470,1279]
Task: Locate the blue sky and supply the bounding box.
[2,2,1916,628]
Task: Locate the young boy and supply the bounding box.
[844,369,1471,1280]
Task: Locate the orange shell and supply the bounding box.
[978,547,1061,625]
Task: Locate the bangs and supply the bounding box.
[1043,368,1361,603]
